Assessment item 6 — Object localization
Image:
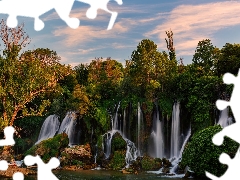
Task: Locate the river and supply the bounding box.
[3,169,208,180]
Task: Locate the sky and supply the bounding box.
[0,0,240,68]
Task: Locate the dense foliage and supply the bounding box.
[180,125,239,177]
[0,18,239,177]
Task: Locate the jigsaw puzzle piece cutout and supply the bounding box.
[206,147,240,180]
[213,70,240,146]
[223,72,236,85]
[77,0,122,30]
[13,172,24,180]
[0,160,8,171]
[0,0,79,31]
[24,155,60,180]
[53,0,80,29]
[0,126,15,146]
[212,122,240,146]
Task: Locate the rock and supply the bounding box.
[140,155,162,171]
[162,158,171,168]
[111,132,127,152]
[0,146,14,162]
[60,144,94,169]
[162,167,170,174]
[183,166,195,178]
[25,133,69,163]
[0,166,36,178]
[122,169,131,174]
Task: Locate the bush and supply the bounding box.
[109,150,126,170]
[180,125,239,177]
[111,132,126,152]
[25,133,69,163]
[141,156,162,171]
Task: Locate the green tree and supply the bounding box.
[74,63,89,86]
[0,20,71,129]
[192,39,218,75]
[127,39,177,114]
[215,43,240,76]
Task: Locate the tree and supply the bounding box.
[192,39,218,75]
[74,63,89,86]
[0,19,71,129]
[165,30,176,61]
[215,43,240,76]
[127,39,177,110]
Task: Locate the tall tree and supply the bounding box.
[0,20,71,129]
[215,43,240,76]
[192,39,218,75]
[165,30,176,61]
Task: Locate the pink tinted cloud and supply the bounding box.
[53,18,135,47]
[146,1,240,57]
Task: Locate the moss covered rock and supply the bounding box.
[111,132,127,152]
[25,133,69,163]
[140,155,162,171]
[109,150,126,170]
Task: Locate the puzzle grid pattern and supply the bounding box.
[206,70,240,180]
[0,0,123,31]
[0,126,60,180]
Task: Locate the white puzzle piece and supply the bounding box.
[0,0,123,31]
[206,69,240,179]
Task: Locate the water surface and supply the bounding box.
[3,169,207,180]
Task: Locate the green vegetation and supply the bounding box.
[141,156,162,171]
[111,132,126,152]
[25,133,69,162]
[180,125,239,177]
[109,150,126,170]
[0,19,239,177]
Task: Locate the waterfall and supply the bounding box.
[148,103,164,158]
[170,126,191,174]
[125,139,138,168]
[123,109,126,138]
[113,103,121,130]
[58,112,80,146]
[170,102,180,158]
[35,115,60,145]
[137,102,142,156]
[217,107,233,128]
[102,130,117,159]
[102,102,138,167]
[178,127,191,160]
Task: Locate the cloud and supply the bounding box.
[145,1,240,60]
[52,18,135,47]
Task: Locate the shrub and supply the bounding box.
[25,133,69,163]
[141,156,162,171]
[109,150,126,170]
[180,125,239,177]
[111,132,126,152]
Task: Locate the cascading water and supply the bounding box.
[123,109,126,138]
[149,103,164,158]
[170,102,180,159]
[35,115,60,145]
[170,127,191,174]
[102,103,138,167]
[125,139,137,168]
[137,102,142,156]
[58,111,80,146]
[217,107,233,128]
